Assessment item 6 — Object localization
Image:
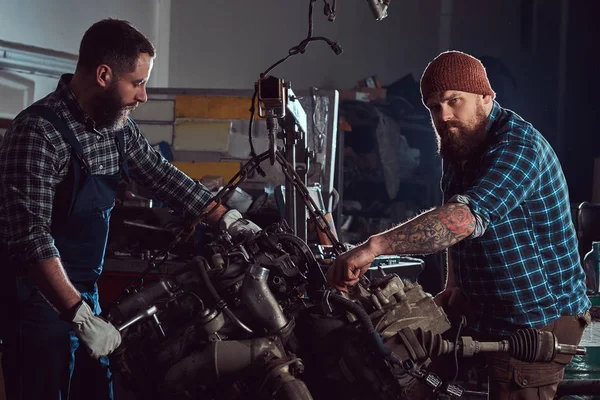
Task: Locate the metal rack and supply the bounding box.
[131,87,340,241]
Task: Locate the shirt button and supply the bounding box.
[522,379,528,385]
[99,165,104,170]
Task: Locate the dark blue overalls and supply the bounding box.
[2,106,129,400]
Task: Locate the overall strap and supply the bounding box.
[116,119,133,181]
[27,105,88,215]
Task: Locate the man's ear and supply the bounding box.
[482,94,493,105]
[96,65,113,88]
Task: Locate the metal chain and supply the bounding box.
[177,151,273,243]
[273,151,346,255]
[115,153,273,299]
[177,149,346,255]
[118,148,347,299]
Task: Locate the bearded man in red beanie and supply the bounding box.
[327,50,590,399]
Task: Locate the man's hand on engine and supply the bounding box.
[219,209,261,239]
[326,242,376,291]
[71,301,122,359]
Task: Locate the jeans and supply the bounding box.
[1,276,113,400]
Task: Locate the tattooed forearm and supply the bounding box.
[375,203,476,255]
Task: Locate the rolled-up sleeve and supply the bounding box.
[448,140,539,239]
[125,121,214,217]
[0,118,61,262]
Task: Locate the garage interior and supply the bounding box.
[1,1,599,399]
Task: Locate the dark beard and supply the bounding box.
[436,109,489,163]
[90,82,131,130]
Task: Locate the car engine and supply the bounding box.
[106,217,448,399]
[106,218,585,400]
[106,151,585,400]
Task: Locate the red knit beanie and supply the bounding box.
[420,51,495,104]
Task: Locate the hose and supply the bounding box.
[193,257,254,334]
[327,292,401,364]
[274,376,314,400]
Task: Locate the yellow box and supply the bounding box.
[172,161,241,183]
[173,120,231,152]
[175,95,254,120]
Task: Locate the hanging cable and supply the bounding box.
[247,0,342,161]
[451,316,467,383]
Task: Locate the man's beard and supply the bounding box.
[91,82,135,130]
[434,105,489,163]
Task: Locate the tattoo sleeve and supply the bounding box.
[378,203,476,255]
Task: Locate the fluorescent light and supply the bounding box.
[0,40,77,78]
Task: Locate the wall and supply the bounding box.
[447,0,598,202]
[563,1,600,202]
[0,0,168,104]
[0,0,154,54]
[0,72,33,118]
[448,0,563,147]
[168,0,443,90]
[0,1,444,98]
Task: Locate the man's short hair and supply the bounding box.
[77,18,155,76]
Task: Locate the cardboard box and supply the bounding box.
[357,75,382,89]
[339,88,387,103]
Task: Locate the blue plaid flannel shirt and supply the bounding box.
[442,101,590,336]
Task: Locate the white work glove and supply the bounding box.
[219,209,261,238]
[71,301,122,359]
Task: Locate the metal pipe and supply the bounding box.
[163,338,284,388]
[241,265,288,333]
[117,306,158,331]
[285,132,297,234]
[110,279,175,321]
[193,257,254,334]
[123,220,169,232]
[295,132,308,243]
